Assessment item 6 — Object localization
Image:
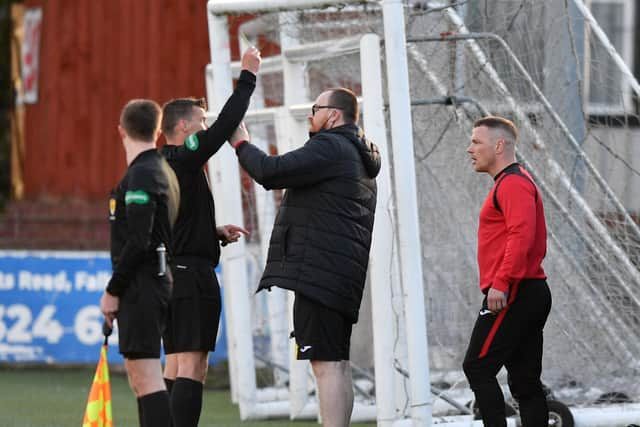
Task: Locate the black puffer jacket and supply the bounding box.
[236,124,381,323]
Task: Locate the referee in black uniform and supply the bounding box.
[159,47,260,427]
[100,99,180,427]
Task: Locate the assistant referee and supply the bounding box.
[100,99,180,427]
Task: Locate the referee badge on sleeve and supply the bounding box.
[125,190,150,205]
[109,198,116,220]
[185,134,200,151]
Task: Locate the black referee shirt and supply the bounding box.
[161,70,256,266]
[107,149,180,296]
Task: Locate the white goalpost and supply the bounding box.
[205,0,414,422]
[204,0,640,426]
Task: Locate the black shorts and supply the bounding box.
[163,257,222,354]
[292,292,352,361]
[117,266,171,359]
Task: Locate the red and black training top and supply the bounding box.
[477,162,547,294]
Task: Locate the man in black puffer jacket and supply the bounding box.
[229,88,380,427]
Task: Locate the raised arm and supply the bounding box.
[175,47,261,169]
[233,130,341,190]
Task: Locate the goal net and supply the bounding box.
[405,0,640,410]
[219,0,640,418]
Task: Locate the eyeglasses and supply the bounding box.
[311,104,343,116]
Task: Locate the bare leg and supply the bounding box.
[170,351,209,427]
[311,360,354,427]
[125,358,167,397]
[175,351,209,383]
[164,353,179,381]
[125,358,170,427]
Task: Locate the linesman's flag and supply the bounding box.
[82,323,113,427]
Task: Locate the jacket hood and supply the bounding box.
[310,124,381,178]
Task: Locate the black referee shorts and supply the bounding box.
[163,257,222,354]
[292,292,352,361]
[117,265,171,359]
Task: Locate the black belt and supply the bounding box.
[171,255,216,269]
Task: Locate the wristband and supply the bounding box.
[232,139,248,150]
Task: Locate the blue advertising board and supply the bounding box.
[0,250,227,365]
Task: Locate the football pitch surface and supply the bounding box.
[0,366,376,427]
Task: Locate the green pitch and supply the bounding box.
[0,366,376,427]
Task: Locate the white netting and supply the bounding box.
[224,0,640,415]
[406,1,640,408]
[226,7,384,387]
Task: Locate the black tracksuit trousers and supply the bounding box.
[463,279,552,427]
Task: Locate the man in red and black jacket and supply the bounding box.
[463,116,552,427]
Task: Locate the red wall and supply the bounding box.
[22,0,211,199]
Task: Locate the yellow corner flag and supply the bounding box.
[82,327,113,427]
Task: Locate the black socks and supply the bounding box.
[164,377,175,395]
[137,396,145,426]
[164,378,175,427]
[138,390,171,427]
[170,377,204,427]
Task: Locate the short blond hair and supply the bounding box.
[473,116,518,142]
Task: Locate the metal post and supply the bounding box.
[361,33,399,427]
[382,0,432,425]
[207,14,257,419]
